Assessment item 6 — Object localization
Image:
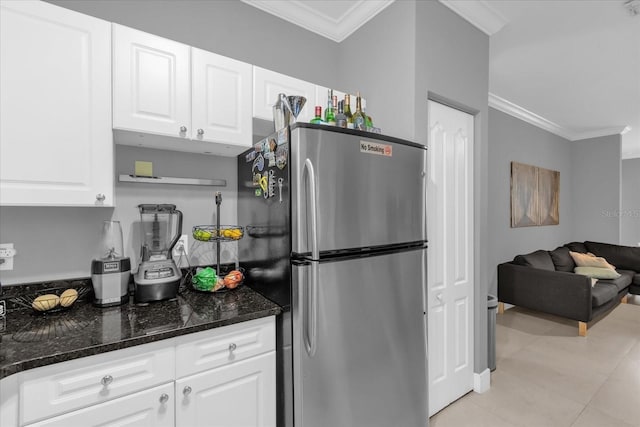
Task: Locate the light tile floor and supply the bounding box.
[429,295,640,427]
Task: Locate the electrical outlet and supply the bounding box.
[173,235,188,258]
[0,243,16,271]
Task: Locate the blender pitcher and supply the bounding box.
[134,204,183,303]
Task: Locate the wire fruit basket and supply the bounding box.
[192,225,244,242]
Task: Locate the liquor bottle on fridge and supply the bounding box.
[310,106,323,124]
[335,100,347,128]
[352,92,367,131]
[324,89,335,125]
[344,94,354,129]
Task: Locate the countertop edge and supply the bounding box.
[0,306,281,381]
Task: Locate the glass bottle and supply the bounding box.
[344,94,354,129]
[310,106,323,124]
[352,92,367,131]
[335,100,347,128]
[324,89,335,125]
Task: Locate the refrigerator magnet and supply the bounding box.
[277,127,288,145]
[245,151,256,163]
[252,154,264,173]
[255,188,262,197]
[276,145,287,170]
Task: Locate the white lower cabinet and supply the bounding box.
[24,383,174,427]
[2,316,276,427]
[176,352,276,427]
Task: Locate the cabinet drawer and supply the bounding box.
[176,316,275,378]
[21,339,175,424]
[24,382,174,427]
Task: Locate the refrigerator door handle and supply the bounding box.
[303,158,319,260]
[302,262,318,357]
[303,158,319,357]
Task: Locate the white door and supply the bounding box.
[112,24,191,138]
[191,48,253,151]
[176,352,276,427]
[427,100,474,416]
[253,67,316,123]
[25,383,174,427]
[0,0,113,206]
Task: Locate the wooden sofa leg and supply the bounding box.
[621,295,628,304]
[497,302,505,314]
[578,321,587,337]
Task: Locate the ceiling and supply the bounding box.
[243,0,640,159]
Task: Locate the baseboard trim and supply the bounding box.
[473,369,491,393]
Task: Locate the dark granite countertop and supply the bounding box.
[0,285,281,380]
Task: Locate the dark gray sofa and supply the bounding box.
[498,241,640,336]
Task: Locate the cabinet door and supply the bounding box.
[176,352,276,427]
[113,24,191,138]
[253,67,315,123]
[25,383,174,427]
[0,1,113,206]
[192,48,252,154]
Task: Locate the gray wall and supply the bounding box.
[621,158,640,246]
[570,134,622,244]
[0,146,237,284]
[487,108,574,294]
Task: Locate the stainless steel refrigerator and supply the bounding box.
[238,124,428,427]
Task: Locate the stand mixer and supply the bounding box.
[134,204,182,303]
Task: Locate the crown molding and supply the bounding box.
[488,93,574,140]
[241,0,394,43]
[489,93,631,142]
[438,0,508,36]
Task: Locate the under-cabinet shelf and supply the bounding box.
[119,174,227,187]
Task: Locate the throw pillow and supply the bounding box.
[569,251,616,270]
[574,266,621,280]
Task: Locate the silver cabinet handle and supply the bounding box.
[159,393,169,404]
[197,128,204,135]
[180,126,187,133]
[101,375,113,386]
[183,386,192,396]
[228,343,237,352]
[96,193,106,202]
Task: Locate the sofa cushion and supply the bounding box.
[550,247,575,272]
[591,283,618,307]
[574,266,621,280]
[584,241,640,272]
[565,242,588,253]
[514,250,555,271]
[569,251,616,270]
[597,270,634,292]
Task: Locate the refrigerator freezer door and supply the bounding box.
[292,248,428,427]
[291,127,427,257]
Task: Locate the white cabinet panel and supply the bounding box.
[113,24,191,138]
[192,48,252,149]
[25,383,174,427]
[176,316,275,378]
[0,0,113,206]
[176,352,276,427]
[253,67,315,123]
[21,340,175,424]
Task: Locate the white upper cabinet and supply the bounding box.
[0,0,113,206]
[253,67,316,123]
[112,24,191,138]
[191,48,253,152]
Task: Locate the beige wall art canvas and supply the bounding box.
[511,162,560,227]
